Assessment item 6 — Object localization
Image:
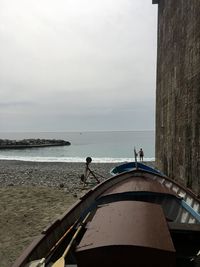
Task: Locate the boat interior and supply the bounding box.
[19,171,200,267]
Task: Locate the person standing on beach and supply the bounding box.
[139,148,144,162]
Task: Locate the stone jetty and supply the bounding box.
[0,139,71,149]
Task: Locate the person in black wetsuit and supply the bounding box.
[139,148,144,162]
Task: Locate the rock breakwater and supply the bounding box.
[0,139,71,149]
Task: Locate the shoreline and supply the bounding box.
[0,157,156,162]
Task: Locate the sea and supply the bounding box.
[0,131,155,163]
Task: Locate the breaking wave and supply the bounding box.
[0,155,155,163]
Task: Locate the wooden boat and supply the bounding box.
[110,161,164,176]
[13,165,200,267]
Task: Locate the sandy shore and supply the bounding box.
[0,160,118,267]
[0,160,154,267]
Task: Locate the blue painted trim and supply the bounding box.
[110,162,165,177]
[181,200,200,222]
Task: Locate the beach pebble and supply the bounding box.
[0,160,155,191]
[0,161,116,190]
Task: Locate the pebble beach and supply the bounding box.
[0,160,117,189]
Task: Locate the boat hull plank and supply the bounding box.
[101,176,179,197]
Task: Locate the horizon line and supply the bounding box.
[0,129,155,134]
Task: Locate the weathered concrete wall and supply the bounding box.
[155,0,200,194]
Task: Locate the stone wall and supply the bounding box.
[154,0,200,194]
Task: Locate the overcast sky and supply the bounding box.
[0,0,157,132]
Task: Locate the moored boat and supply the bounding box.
[12,164,200,267]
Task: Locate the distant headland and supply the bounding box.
[0,139,71,149]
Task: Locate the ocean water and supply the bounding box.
[0,131,155,163]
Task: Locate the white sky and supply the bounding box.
[0,0,157,132]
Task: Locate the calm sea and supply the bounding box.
[0,131,155,163]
